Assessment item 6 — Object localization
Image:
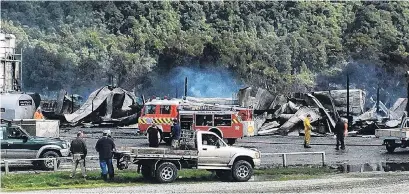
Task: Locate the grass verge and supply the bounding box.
[1,166,337,192]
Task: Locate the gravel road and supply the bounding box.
[8,172,409,193]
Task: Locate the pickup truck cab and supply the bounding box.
[0,123,70,170]
[383,117,409,153]
[114,130,261,183]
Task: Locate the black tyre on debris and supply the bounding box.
[386,145,396,153]
[40,150,60,170]
[155,162,178,183]
[232,160,253,182]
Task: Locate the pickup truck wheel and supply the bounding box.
[232,160,253,182]
[155,162,178,183]
[40,151,60,170]
[141,165,153,180]
[386,144,396,153]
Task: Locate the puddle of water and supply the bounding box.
[337,161,409,173]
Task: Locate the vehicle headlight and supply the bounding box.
[255,151,261,159]
[62,143,67,149]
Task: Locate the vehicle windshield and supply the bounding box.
[202,133,226,147]
[19,127,30,137]
[145,105,156,114]
[7,126,30,139]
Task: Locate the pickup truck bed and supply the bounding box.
[131,147,198,160]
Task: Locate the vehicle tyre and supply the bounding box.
[232,160,253,182]
[386,144,396,153]
[141,165,153,180]
[155,162,178,183]
[215,170,233,181]
[147,131,162,144]
[227,138,236,145]
[32,161,41,169]
[40,150,60,170]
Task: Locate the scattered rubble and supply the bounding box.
[64,86,141,127]
[240,87,407,136]
[40,89,82,121]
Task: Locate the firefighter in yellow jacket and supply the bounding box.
[303,114,312,148]
[34,108,44,120]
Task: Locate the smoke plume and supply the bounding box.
[141,66,244,98]
[316,61,406,108]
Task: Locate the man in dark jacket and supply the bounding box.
[147,124,160,147]
[95,130,116,181]
[171,119,181,149]
[70,131,87,178]
[335,118,348,150]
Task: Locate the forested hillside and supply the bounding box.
[2,1,409,99]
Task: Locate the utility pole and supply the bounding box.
[347,73,350,131]
[184,77,188,97]
[376,84,380,113]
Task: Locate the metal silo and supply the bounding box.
[1,93,36,120]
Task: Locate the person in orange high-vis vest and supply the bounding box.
[303,114,312,148]
[34,108,44,119]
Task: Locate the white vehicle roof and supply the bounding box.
[144,99,181,106]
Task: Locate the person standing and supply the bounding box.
[335,118,348,150]
[95,130,116,181]
[34,108,44,119]
[171,119,181,149]
[69,131,87,178]
[303,114,312,148]
[147,124,160,147]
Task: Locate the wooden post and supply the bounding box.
[5,160,9,175]
[282,153,287,167]
[53,158,58,171]
[321,152,326,166]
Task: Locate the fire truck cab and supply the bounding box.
[138,99,255,145]
[138,99,180,144]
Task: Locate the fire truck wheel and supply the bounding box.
[210,128,222,139]
[227,138,236,145]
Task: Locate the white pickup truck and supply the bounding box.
[383,117,409,153]
[114,130,261,183]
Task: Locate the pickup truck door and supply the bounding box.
[198,133,231,166]
[1,126,6,158]
[4,127,37,159]
[401,119,409,139]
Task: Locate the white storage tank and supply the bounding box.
[1,93,36,120]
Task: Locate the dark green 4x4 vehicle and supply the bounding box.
[1,123,70,170]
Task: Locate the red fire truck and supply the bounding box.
[137,99,254,145]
